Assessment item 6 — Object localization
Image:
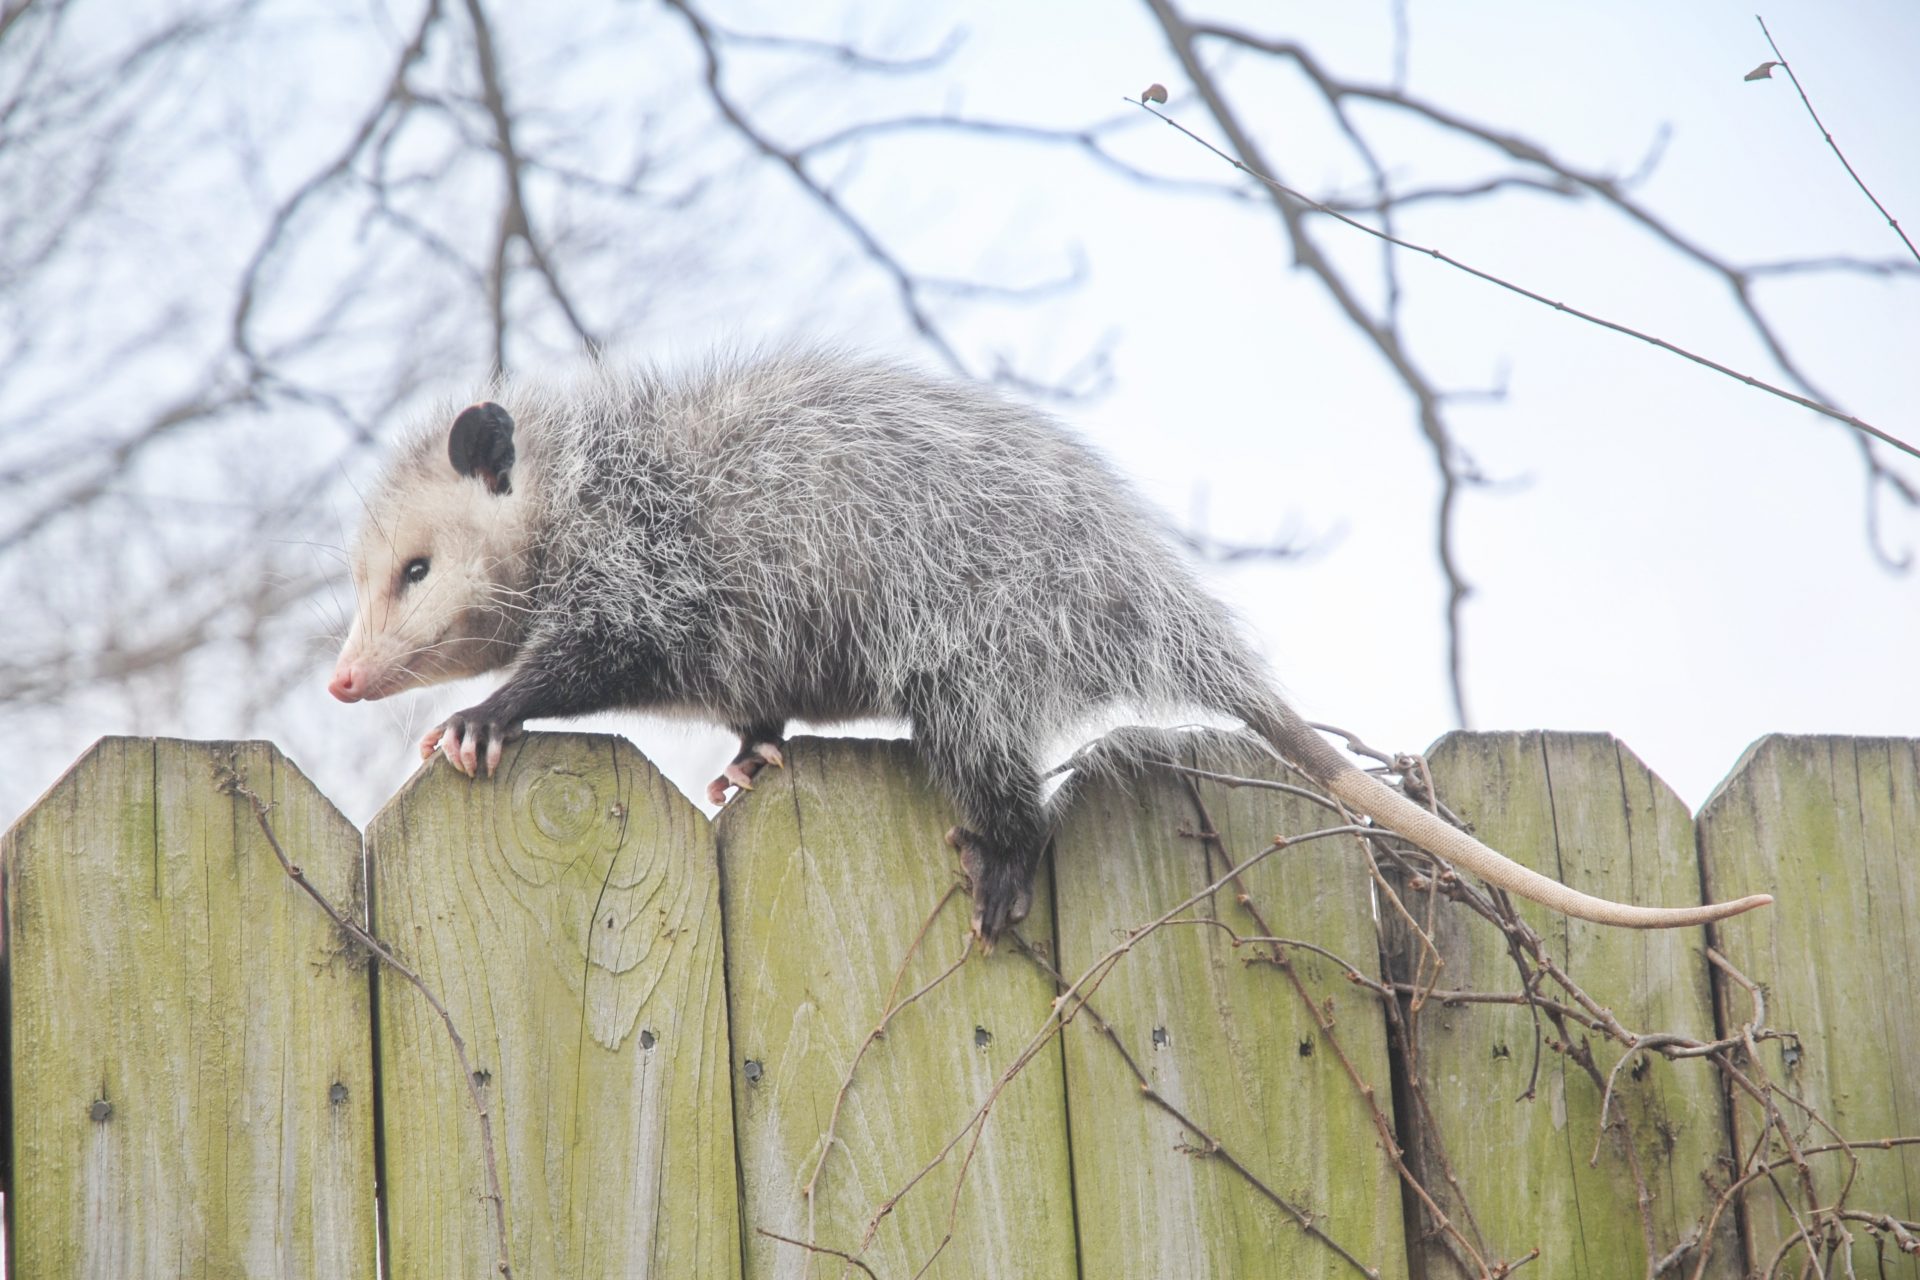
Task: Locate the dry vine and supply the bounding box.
[766,730,1917,1279]
[211,721,1914,1277]
[212,755,516,1278]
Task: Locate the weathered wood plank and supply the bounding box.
[1,737,376,1279]
[1407,732,1738,1278]
[1050,733,1410,1279]
[1698,735,1920,1278]
[368,733,739,1279]
[716,736,1077,1280]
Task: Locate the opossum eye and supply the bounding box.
[402,557,430,587]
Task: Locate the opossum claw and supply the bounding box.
[426,708,523,778]
[707,740,786,806]
[948,826,1033,951]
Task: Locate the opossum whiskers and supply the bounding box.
[288,535,355,648]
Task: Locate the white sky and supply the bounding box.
[617,0,1920,816]
[901,0,1920,812]
[4,0,1916,827]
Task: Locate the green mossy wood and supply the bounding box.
[368,733,740,1280]
[715,736,1078,1280]
[1408,732,1740,1279]
[1,738,377,1279]
[5,730,1916,1277]
[1698,735,1920,1280]
[1051,733,1411,1279]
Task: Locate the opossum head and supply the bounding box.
[329,401,538,703]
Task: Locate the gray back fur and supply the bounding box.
[388,349,1280,774]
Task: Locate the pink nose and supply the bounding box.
[328,664,364,702]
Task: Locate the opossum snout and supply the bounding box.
[328,649,423,701]
[328,660,372,703]
[328,621,412,702]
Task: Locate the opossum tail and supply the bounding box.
[1240,701,1773,928]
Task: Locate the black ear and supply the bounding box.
[448,402,516,495]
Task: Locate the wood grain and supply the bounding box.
[1407,731,1739,1278]
[1051,731,1410,1279]
[716,735,1077,1280]
[1699,735,1920,1279]
[2,738,376,1279]
[368,732,740,1279]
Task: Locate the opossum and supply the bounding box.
[328,351,1772,941]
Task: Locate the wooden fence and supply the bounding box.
[2,731,1916,1278]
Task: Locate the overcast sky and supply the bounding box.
[3,0,1915,827]
[1062,0,1920,809]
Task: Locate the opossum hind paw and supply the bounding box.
[706,739,786,807]
[948,826,1033,951]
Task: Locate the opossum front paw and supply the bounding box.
[948,827,1033,950]
[706,740,786,806]
[421,709,524,778]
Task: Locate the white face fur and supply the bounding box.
[328,421,534,704]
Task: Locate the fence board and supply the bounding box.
[368,733,739,1279]
[6,729,1916,1278]
[1409,732,1739,1278]
[1050,733,1411,1279]
[1698,735,1920,1278]
[715,736,1077,1280]
[1,737,376,1279]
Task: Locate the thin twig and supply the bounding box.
[1590,1033,1691,1167]
[1140,0,1482,721]
[1180,16,1915,572]
[1179,776,1493,1275]
[1016,942,1382,1278]
[801,889,968,1213]
[837,822,1382,1277]
[755,1229,880,1280]
[1129,97,1918,462]
[1753,17,1919,265]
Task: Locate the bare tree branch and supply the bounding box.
[798,113,1252,200]
[659,0,971,376]
[701,19,962,73]
[460,0,600,369]
[1130,98,1918,463]
[1131,1,1917,722]
[1143,0,1482,723]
